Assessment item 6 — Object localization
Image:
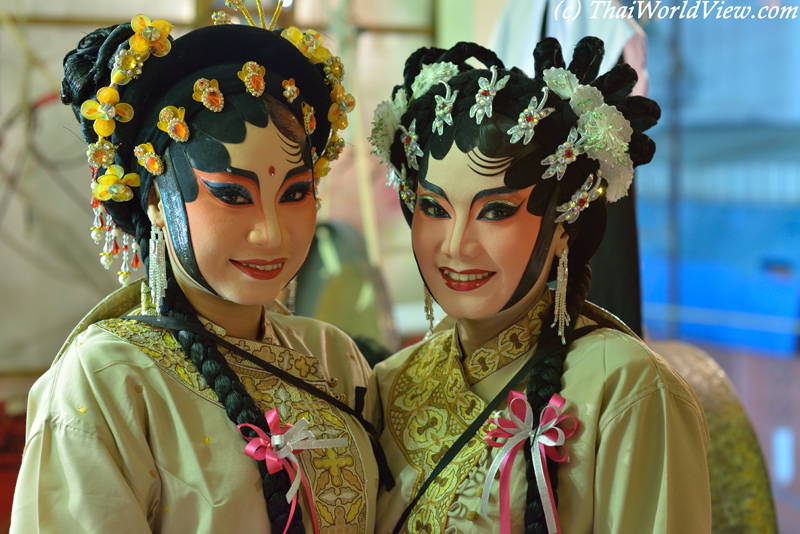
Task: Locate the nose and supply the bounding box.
[444,216,475,259]
[247,206,282,248]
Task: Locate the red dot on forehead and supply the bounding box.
[269,165,276,176]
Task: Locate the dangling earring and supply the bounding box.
[551,249,570,345]
[424,286,435,332]
[286,277,298,314]
[148,226,168,319]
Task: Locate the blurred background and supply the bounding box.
[0,0,798,531]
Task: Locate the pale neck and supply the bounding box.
[173,270,265,341]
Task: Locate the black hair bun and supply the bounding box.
[61,24,135,143]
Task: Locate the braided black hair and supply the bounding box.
[380,36,659,533]
[59,21,347,533]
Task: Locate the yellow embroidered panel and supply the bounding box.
[388,333,494,534]
[462,290,551,385]
[96,318,368,534]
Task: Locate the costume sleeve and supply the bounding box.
[593,379,711,533]
[10,329,158,534]
[11,420,154,533]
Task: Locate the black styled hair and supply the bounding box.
[384,37,659,533]
[61,22,337,534]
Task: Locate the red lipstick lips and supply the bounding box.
[231,258,286,280]
[439,267,495,291]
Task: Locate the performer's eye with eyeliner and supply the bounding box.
[418,196,450,219]
[280,180,314,203]
[201,179,254,205]
[477,200,520,221]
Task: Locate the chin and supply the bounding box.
[434,293,505,321]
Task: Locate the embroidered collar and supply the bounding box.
[456,290,553,385]
[196,308,278,345]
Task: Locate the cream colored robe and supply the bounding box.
[371,297,711,534]
[11,282,379,533]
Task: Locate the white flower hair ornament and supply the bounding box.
[543,67,635,202]
[368,88,408,165]
[411,61,459,101]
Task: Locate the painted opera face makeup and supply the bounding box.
[179,120,316,306]
[411,146,543,320]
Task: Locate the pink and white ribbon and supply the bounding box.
[481,391,577,534]
[238,409,348,534]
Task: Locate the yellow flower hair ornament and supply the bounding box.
[158,106,190,142]
[328,84,355,131]
[280,27,331,64]
[93,165,141,202]
[130,14,173,57]
[80,87,134,138]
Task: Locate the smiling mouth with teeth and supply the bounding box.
[439,268,496,291]
[241,262,283,271]
[443,270,492,281]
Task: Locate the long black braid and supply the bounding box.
[377,35,659,533]
[62,23,310,533]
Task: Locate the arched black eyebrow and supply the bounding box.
[419,176,449,202]
[470,186,515,209]
[421,176,516,209]
[227,165,310,186]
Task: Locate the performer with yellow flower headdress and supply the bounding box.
[11,4,390,533]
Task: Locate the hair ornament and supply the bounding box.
[86,139,117,168]
[411,61,459,101]
[470,65,510,125]
[544,67,633,202]
[314,133,345,178]
[399,119,424,171]
[158,106,190,142]
[282,78,299,103]
[386,164,416,212]
[577,105,633,201]
[211,10,233,25]
[555,171,604,224]
[80,87,134,138]
[239,61,266,97]
[133,143,165,176]
[225,0,258,27]
[93,165,141,202]
[129,14,173,57]
[111,49,147,86]
[541,127,583,180]
[281,27,331,65]
[432,80,458,136]
[323,57,345,85]
[328,84,355,131]
[192,78,224,112]
[369,88,408,165]
[302,102,317,135]
[507,87,555,145]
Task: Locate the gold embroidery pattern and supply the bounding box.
[462,291,551,385]
[388,333,493,534]
[97,318,215,400]
[97,319,368,533]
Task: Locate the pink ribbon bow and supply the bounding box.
[237,409,348,534]
[482,391,578,534]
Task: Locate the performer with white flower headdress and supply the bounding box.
[368,36,711,533]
